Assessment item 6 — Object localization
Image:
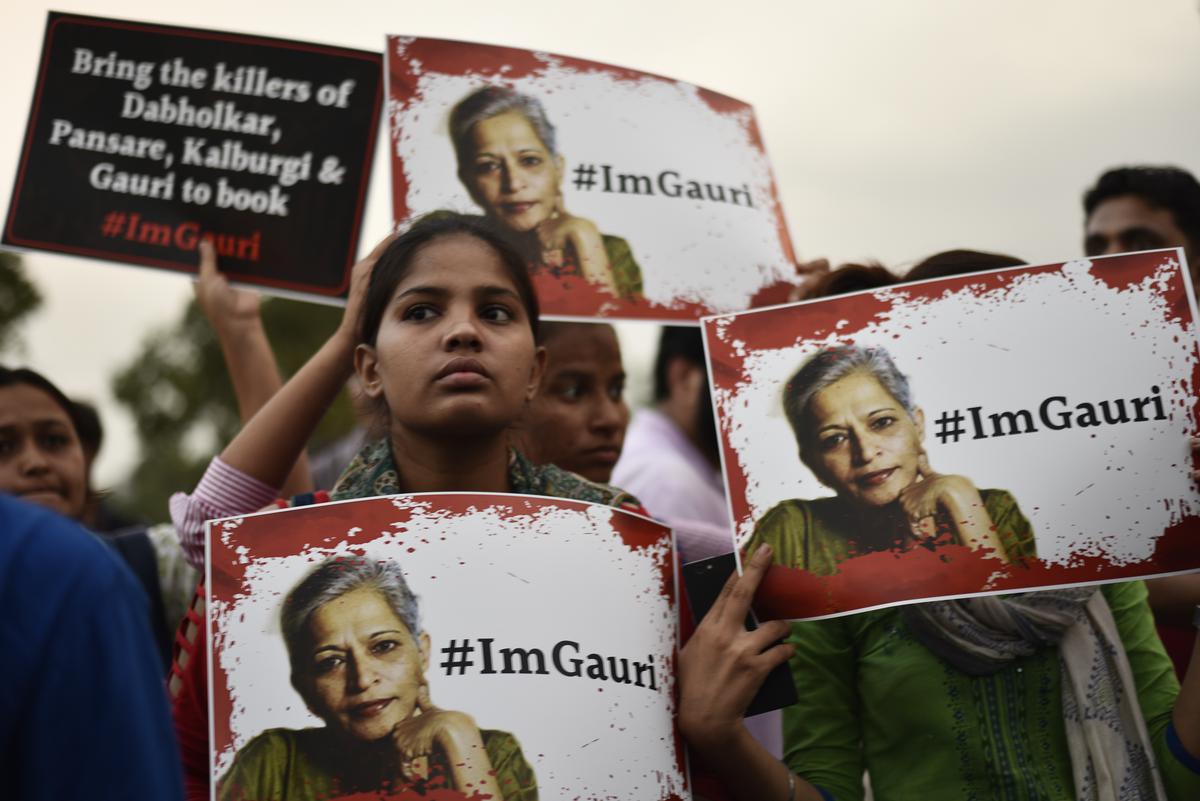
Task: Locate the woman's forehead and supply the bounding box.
[308,587,407,635]
[395,235,514,291]
[809,371,897,417]
[0,384,75,427]
[470,110,545,151]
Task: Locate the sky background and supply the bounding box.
[3,0,1199,490]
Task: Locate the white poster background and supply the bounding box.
[710,251,1200,568]
[386,36,794,317]
[207,495,685,800]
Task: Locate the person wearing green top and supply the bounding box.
[675,341,1200,800]
[448,86,644,300]
[748,345,1034,574]
[219,557,536,801]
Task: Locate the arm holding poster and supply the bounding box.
[193,239,312,498]
[678,545,825,801]
[680,555,1200,800]
[744,345,1035,575]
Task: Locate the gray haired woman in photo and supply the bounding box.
[219,556,537,800]
[448,85,643,299]
[745,344,1036,574]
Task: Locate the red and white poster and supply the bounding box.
[703,250,1200,619]
[384,36,797,322]
[207,494,686,800]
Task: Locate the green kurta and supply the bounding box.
[746,489,1037,576]
[219,726,536,801]
[784,580,1199,800]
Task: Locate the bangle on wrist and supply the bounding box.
[782,764,795,801]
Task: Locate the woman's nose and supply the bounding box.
[590,397,627,435]
[441,314,483,351]
[499,160,525,193]
[848,431,879,465]
[18,441,51,475]
[345,654,379,693]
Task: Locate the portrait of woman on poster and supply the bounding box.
[448,85,644,299]
[219,557,537,801]
[745,345,1037,575]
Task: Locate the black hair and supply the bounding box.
[807,263,898,298]
[652,326,705,402]
[1083,166,1200,249]
[0,366,82,433]
[71,399,103,458]
[359,212,540,348]
[905,250,1024,282]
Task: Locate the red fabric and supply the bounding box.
[170,581,210,801]
[1158,621,1195,680]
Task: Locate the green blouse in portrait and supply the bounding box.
[745,488,1037,575]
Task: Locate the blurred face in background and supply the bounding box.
[1085,194,1197,281]
[518,323,629,482]
[0,383,87,519]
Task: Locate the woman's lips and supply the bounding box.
[856,467,897,487]
[435,358,491,388]
[584,446,622,466]
[500,201,537,216]
[349,698,393,718]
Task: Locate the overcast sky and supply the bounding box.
[3,0,1199,489]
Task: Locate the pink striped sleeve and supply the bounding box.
[168,457,279,571]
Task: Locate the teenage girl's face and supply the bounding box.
[355,233,545,438]
[0,384,87,519]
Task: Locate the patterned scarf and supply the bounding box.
[903,590,1168,801]
[329,438,640,510]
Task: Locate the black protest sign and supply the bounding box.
[4,13,381,298]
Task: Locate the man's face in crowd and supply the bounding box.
[1085,194,1197,283]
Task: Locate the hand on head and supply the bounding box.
[339,233,398,345]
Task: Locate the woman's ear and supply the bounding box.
[526,346,548,402]
[418,631,431,673]
[554,154,565,187]
[914,407,926,441]
[354,343,384,400]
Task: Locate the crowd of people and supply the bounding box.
[2,164,1198,800]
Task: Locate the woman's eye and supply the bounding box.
[0,436,16,458]
[557,382,583,401]
[519,154,543,168]
[481,305,514,323]
[314,655,343,675]
[371,639,399,656]
[403,304,439,322]
[818,433,846,451]
[39,432,71,451]
[472,160,500,176]
[871,416,896,430]
[607,380,625,401]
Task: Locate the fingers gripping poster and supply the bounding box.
[384,36,797,322]
[206,494,686,800]
[703,250,1200,619]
